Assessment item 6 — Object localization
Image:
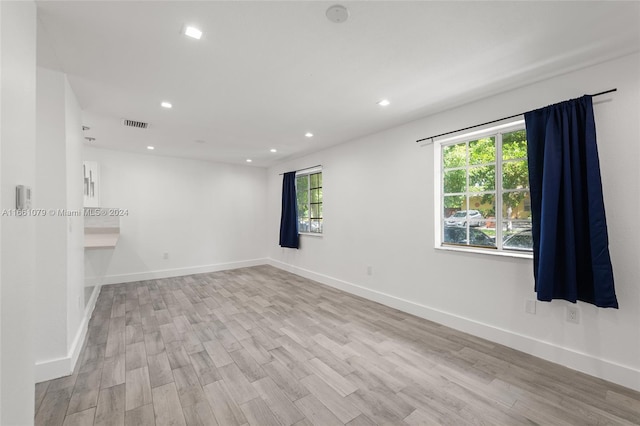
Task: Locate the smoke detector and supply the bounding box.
[326,5,349,23]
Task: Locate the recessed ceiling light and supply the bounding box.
[305,132,314,138]
[147,146,155,150]
[377,99,390,107]
[161,101,172,109]
[184,26,202,40]
[246,159,252,163]
[270,148,277,153]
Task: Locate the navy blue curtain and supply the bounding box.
[525,95,617,308]
[279,171,299,249]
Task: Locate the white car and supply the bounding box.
[445,210,483,227]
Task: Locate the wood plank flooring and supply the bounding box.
[35,265,640,425]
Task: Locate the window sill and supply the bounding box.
[435,244,533,260]
[300,232,323,238]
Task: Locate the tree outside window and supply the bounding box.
[441,127,531,252]
[296,171,322,234]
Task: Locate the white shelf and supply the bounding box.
[84,228,120,249]
[84,208,121,249]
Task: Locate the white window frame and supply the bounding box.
[433,119,532,259]
[296,166,323,236]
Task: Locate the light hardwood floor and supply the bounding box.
[35,265,640,425]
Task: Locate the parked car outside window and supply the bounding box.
[502,229,533,251]
[443,226,495,247]
[445,210,483,227]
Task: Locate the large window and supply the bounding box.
[296,169,322,234]
[438,123,532,253]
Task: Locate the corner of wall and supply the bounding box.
[64,73,86,357]
[35,284,100,383]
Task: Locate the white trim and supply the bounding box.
[69,284,101,372]
[35,284,101,383]
[299,232,323,238]
[436,119,525,146]
[295,165,322,176]
[85,258,268,286]
[435,245,533,259]
[267,258,640,392]
[434,138,442,247]
[35,356,71,383]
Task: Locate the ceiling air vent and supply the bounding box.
[122,119,149,129]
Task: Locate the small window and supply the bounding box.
[437,123,532,254]
[296,169,323,234]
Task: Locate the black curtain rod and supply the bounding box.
[415,88,617,144]
[278,164,322,176]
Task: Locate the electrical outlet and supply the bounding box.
[366,266,373,276]
[525,299,536,314]
[566,305,580,324]
[163,252,169,260]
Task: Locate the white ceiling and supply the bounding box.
[36,1,640,167]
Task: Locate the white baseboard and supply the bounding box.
[268,258,640,392]
[85,258,269,286]
[35,284,101,383]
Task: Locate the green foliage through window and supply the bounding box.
[296,171,322,233]
[440,126,532,252]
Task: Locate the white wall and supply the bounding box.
[0,1,37,423]
[64,77,86,366]
[1,2,3,417]
[34,67,88,382]
[84,147,268,285]
[268,53,640,391]
[35,68,68,364]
